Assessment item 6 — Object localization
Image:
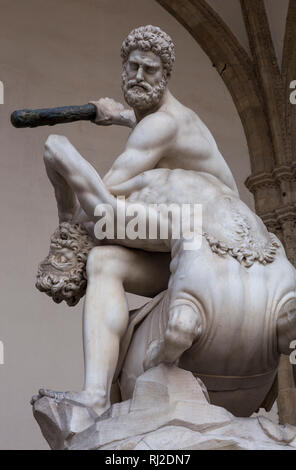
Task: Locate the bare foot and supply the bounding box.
[31,388,110,417]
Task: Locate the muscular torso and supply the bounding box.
[155,95,238,194]
[103,91,238,196]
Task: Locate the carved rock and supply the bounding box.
[33,365,296,450]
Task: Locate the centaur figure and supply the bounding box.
[31,26,296,418]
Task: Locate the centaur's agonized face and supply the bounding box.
[40,247,77,274]
[122,49,167,111]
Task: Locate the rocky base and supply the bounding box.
[32,365,296,450]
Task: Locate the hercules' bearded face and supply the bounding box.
[122,49,168,112]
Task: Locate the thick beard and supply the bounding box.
[122,70,167,112]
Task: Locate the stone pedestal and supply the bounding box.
[33,365,296,450]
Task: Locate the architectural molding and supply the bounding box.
[260,205,296,266]
[245,163,296,193]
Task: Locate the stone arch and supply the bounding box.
[156,0,275,175]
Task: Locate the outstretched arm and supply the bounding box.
[90,98,136,128]
[103,111,177,187]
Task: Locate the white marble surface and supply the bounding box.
[33,365,296,450]
[31,26,296,446]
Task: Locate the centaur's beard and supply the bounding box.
[122,70,167,112]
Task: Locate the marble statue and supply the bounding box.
[31,26,296,449]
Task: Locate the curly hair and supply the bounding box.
[121,25,175,78]
[36,223,95,306]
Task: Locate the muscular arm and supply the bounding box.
[103,112,177,187]
[114,109,136,128]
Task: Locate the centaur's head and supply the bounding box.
[36,223,95,306]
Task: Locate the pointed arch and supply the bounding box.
[156,0,275,173]
[282,0,296,160]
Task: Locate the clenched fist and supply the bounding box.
[90,97,125,126]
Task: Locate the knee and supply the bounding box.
[44,134,69,163]
[86,245,126,279]
[165,303,202,351]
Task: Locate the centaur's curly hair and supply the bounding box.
[36,223,95,306]
[121,25,175,78]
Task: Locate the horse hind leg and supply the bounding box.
[277,298,296,356]
[143,301,203,370]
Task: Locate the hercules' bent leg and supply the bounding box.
[43,135,169,251]
[82,246,170,412]
[36,245,170,415]
[44,134,114,220]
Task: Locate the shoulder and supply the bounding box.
[127,111,177,150]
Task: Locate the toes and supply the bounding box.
[31,389,70,405]
[39,388,56,399]
[56,392,67,401]
[30,395,40,405]
[38,388,68,401]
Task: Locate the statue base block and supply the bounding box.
[32,365,296,450]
